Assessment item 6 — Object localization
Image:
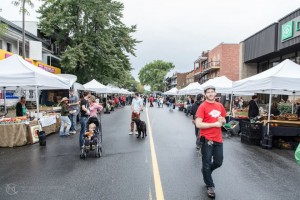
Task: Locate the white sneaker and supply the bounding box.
[129,132,133,135]
[135,132,138,135]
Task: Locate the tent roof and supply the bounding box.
[57,74,77,87]
[0,54,69,89]
[83,79,110,93]
[201,76,253,95]
[178,82,202,95]
[164,87,179,95]
[233,59,300,94]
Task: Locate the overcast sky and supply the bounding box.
[1,0,300,80]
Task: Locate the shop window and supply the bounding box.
[282,52,296,60]
[297,21,300,31]
[7,42,12,52]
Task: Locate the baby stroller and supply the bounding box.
[80,114,103,159]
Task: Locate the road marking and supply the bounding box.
[146,106,165,200]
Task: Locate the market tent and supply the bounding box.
[0,54,70,90]
[233,59,300,95]
[0,54,70,114]
[119,88,131,95]
[178,82,203,95]
[56,74,77,87]
[232,59,300,135]
[106,84,121,94]
[163,87,179,95]
[83,79,111,93]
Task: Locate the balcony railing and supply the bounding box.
[202,61,221,72]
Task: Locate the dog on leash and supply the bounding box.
[132,118,147,138]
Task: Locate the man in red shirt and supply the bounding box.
[195,85,226,198]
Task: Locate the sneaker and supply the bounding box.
[135,132,138,135]
[207,187,215,198]
[129,132,133,135]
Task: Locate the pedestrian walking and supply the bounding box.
[68,89,80,135]
[190,94,204,149]
[79,91,91,148]
[59,97,72,137]
[195,85,226,198]
[149,95,154,107]
[129,93,143,135]
[168,96,175,111]
[88,95,103,117]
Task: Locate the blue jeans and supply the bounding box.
[169,103,173,111]
[80,116,88,148]
[201,140,223,188]
[69,112,78,132]
[60,116,71,136]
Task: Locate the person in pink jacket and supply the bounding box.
[89,95,103,117]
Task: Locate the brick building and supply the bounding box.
[201,43,240,83]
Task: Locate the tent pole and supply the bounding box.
[229,92,233,121]
[3,87,7,114]
[292,91,295,114]
[35,86,40,117]
[267,90,272,136]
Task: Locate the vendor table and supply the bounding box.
[262,120,300,136]
[0,115,61,147]
[0,123,27,147]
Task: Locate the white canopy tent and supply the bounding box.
[163,87,179,95]
[232,59,300,135]
[233,59,300,95]
[178,82,203,95]
[83,79,111,93]
[0,54,70,114]
[0,55,70,90]
[56,74,77,88]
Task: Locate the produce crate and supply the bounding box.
[241,134,261,146]
[240,121,262,139]
[223,120,240,136]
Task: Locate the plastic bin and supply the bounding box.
[223,120,240,136]
[240,121,262,139]
[241,134,261,146]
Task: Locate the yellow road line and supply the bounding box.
[146,106,165,200]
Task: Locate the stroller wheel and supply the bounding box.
[80,153,86,159]
[96,146,101,158]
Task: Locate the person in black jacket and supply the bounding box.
[190,94,204,149]
[16,96,27,117]
[248,95,259,119]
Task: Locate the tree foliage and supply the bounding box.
[11,0,34,15]
[0,23,8,37]
[37,0,139,87]
[138,60,174,91]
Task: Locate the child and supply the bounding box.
[84,123,97,149]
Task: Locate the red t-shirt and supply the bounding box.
[196,100,226,143]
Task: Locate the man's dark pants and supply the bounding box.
[201,140,223,188]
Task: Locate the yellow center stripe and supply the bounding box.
[146,106,165,200]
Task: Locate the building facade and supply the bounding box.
[195,44,240,84]
[241,8,300,79]
[0,16,61,73]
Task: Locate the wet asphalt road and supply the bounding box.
[0,103,300,200]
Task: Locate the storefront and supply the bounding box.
[239,8,300,149]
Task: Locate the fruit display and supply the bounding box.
[0,117,28,124]
[273,138,299,150]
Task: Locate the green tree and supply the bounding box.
[37,0,138,85]
[138,60,174,91]
[12,0,34,58]
[0,22,8,37]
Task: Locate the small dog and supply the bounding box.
[132,118,147,138]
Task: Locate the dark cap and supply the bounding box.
[204,85,216,93]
